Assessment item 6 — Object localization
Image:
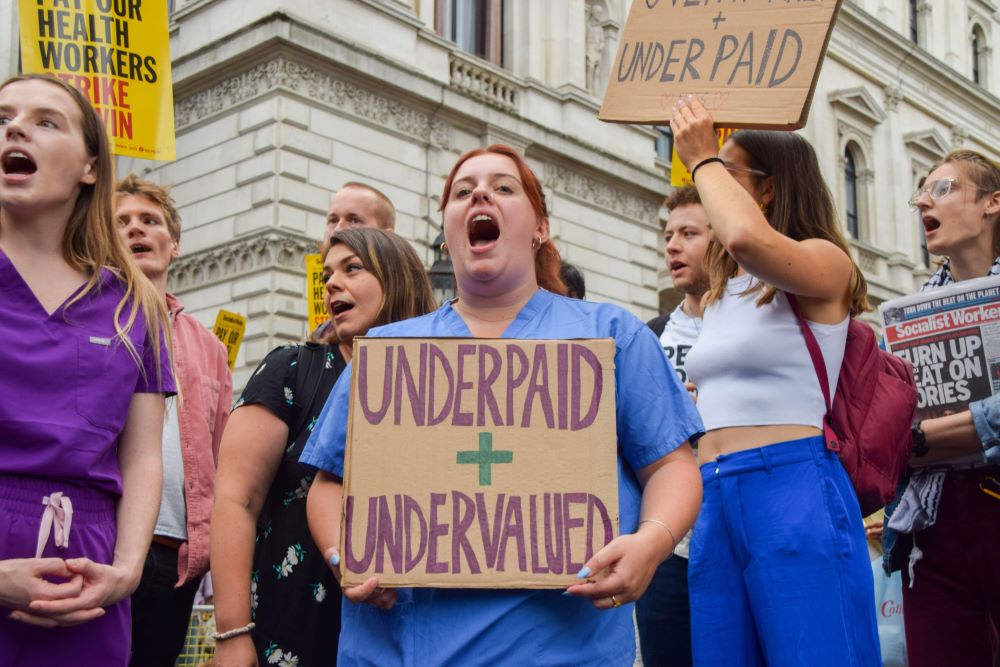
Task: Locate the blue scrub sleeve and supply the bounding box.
[615,326,704,472]
[969,395,1000,464]
[299,362,353,477]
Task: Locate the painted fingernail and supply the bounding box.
[575,566,591,579]
[561,590,573,597]
[330,553,340,567]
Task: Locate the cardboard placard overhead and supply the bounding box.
[341,338,620,588]
[18,0,176,160]
[599,0,843,130]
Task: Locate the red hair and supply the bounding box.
[440,144,567,296]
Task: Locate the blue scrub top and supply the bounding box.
[301,289,703,666]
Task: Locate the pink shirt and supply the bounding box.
[166,293,232,585]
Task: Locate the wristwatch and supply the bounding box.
[911,420,929,458]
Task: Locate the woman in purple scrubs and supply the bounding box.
[0,74,174,666]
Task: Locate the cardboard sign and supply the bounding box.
[212,309,246,371]
[305,253,329,333]
[18,0,176,160]
[599,0,843,129]
[671,127,736,187]
[341,338,620,588]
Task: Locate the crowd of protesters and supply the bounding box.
[1,73,998,667]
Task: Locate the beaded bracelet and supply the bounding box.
[212,621,255,641]
[639,518,678,553]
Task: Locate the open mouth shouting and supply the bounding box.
[468,213,501,250]
[1,149,38,181]
[922,215,941,236]
[669,260,688,276]
[129,242,152,256]
[330,300,355,317]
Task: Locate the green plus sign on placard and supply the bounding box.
[456,432,513,486]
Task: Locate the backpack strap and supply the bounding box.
[289,343,328,444]
[785,293,840,451]
[646,313,671,338]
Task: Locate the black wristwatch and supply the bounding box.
[911,420,929,458]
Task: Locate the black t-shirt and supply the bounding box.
[234,343,346,665]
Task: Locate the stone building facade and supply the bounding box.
[2,0,998,387]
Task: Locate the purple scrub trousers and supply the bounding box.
[0,475,128,667]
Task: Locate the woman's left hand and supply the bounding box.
[562,529,665,610]
[15,558,136,626]
[670,95,720,171]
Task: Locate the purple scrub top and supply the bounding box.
[0,249,175,496]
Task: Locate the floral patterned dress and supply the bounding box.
[233,343,345,666]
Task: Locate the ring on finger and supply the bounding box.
[610,594,622,608]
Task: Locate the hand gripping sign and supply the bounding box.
[599,0,844,130]
[340,338,619,588]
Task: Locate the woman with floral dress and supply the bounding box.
[211,229,435,666]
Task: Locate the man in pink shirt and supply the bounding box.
[115,175,233,667]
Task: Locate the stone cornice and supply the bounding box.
[174,55,455,150]
[541,163,660,226]
[830,2,1000,146]
[167,231,316,293]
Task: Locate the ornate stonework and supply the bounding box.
[167,231,316,293]
[883,84,903,113]
[174,57,453,150]
[542,163,659,225]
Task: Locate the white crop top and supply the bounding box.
[685,273,849,431]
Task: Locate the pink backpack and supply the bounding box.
[787,294,918,516]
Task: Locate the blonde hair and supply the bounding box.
[116,173,182,242]
[0,74,171,383]
[928,150,1000,258]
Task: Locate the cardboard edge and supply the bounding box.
[339,338,362,584]
[796,0,844,128]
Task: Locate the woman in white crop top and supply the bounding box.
[670,96,881,667]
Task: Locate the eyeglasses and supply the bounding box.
[907,177,986,208]
[909,178,959,207]
[722,161,769,178]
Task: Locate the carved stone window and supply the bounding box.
[844,146,860,239]
[436,0,504,66]
[972,23,990,87]
[829,87,884,242]
[909,0,930,46]
[905,129,949,268]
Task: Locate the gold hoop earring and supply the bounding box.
[531,238,540,250]
[440,241,448,254]
[758,201,767,213]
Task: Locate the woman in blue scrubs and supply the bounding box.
[301,144,704,666]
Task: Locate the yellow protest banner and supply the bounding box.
[670,127,736,187]
[18,0,176,160]
[212,310,246,371]
[305,253,329,333]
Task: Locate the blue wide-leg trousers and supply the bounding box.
[688,436,881,667]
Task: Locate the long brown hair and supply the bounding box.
[0,74,170,381]
[928,150,1000,259]
[328,228,436,330]
[705,130,869,316]
[439,144,567,295]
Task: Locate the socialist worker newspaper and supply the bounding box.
[880,275,1000,420]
